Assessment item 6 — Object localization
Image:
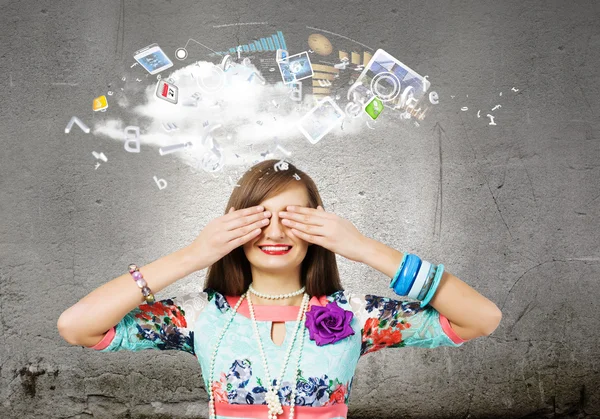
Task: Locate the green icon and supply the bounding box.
[364,96,383,120]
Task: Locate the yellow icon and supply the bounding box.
[93,95,108,112]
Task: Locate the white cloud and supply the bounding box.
[93,60,366,173]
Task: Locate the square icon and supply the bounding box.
[93,95,108,112]
[155,80,179,104]
[351,49,430,119]
[276,49,288,62]
[133,43,174,75]
[364,96,383,120]
[278,51,314,85]
[297,96,345,144]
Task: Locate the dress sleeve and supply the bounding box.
[344,291,468,356]
[86,291,209,356]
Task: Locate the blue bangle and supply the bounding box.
[389,253,407,290]
[420,264,444,308]
[391,254,421,296]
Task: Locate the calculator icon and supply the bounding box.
[155,80,179,104]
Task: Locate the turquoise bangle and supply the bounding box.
[417,263,437,300]
[392,254,421,296]
[420,264,444,308]
[389,253,407,290]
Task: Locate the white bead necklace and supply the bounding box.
[247,291,309,419]
[208,292,247,419]
[249,283,306,300]
[288,301,308,419]
[207,290,309,419]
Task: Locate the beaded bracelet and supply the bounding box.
[128,264,155,304]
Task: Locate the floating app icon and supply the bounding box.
[364,96,383,120]
[276,49,288,62]
[92,95,108,112]
[278,51,313,85]
[133,43,174,75]
[297,96,345,144]
[155,80,179,104]
[352,49,431,119]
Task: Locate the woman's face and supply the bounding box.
[242,183,312,273]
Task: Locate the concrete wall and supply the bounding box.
[1,1,599,418]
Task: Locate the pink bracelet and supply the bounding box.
[128,264,155,304]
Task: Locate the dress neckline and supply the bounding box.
[225,294,329,321]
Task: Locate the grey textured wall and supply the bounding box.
[1,0,599,418]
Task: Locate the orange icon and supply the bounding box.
[93,95,108,112]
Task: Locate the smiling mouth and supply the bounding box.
[258,246,292,255]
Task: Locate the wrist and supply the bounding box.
[180,246,205,273]
[356,235,375,264]
[358,237,405,278]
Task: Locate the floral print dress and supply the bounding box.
[90,288,467,419]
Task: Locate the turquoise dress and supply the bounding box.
[90,288,467,418]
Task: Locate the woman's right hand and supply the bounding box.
[187,205,271,270]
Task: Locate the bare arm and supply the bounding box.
[358,237,502,337]
[57,246,202,348]
[57,204,270,348]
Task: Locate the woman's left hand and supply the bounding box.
[278,205,367,262]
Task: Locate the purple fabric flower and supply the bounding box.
[305,301,355,346]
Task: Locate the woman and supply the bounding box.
[57,159,502,419]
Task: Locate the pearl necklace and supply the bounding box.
[249,283,306,300]
[247,291,309,419]
[208,292,246,419]
[207,291,309,419]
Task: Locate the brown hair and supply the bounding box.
[204,159,342,298]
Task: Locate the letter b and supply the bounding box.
[153,176,167,190]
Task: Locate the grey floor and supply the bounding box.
[1,1,599,418]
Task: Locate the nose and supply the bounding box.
[263,213,285,238]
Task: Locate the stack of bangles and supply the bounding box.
[389,254,444,308]
[128,264,156,304]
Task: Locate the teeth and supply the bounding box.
[260,246,290,251]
